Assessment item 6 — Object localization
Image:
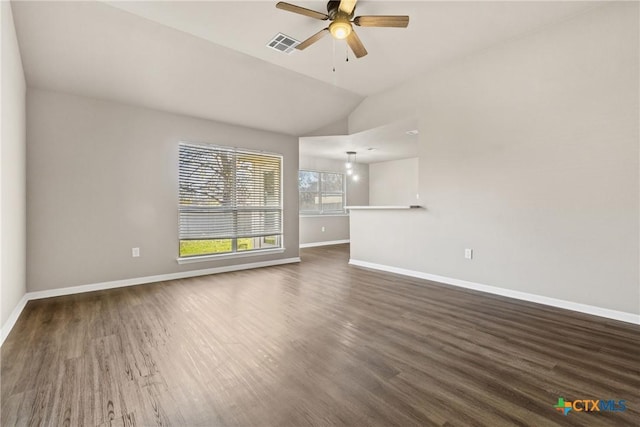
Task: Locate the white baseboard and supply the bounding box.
[349,259,640,325]
[0,293,29,346]
[0,257,301,347]
[300,240,350,249]
[27,257,301,301]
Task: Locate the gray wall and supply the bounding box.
[369,158,419,206]
[348,2,639,315]
[299,155,368,245]
[26,89,299,292]
[1,2,27,330]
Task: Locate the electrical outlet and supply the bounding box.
[132,247,140,257]
[321,226,326,232]
[464,248,473,260]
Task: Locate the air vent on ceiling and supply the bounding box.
[267,33,300,54]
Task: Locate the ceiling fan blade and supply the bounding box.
[338,0,358,15]
[276,2,328,20]
[353,16,410,28]
[296,28,330,50]
[346,30,367,58]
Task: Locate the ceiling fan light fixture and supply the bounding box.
[329,19,352,40]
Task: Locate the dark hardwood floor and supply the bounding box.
[1,244,638,426]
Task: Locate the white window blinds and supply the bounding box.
[179,142,282,254]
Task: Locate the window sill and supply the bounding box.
[176,248,286,264]
[300,214,349,218]
[345,205,423,210]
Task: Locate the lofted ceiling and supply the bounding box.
[11,1,363,136]
[12,1,598,139]
[106,0,597,96]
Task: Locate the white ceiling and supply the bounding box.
[300,117,419,163]
[107,0,597,96]
[12,0,599,146]
[12,1,363,136]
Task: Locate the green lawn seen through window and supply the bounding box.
[180,238,254,257]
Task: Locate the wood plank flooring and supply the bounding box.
[1,244,639,426]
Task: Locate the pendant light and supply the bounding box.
[345,151,359,181]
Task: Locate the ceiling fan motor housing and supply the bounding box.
[327,1,354,20]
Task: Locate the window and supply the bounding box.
[178,142,282,258]
[299,170,345,215]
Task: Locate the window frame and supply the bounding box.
[177,141,284,262]
[298,169,347,216]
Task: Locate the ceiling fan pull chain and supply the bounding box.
[332,38,336,73]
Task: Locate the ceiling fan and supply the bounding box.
[276,0,409,58]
